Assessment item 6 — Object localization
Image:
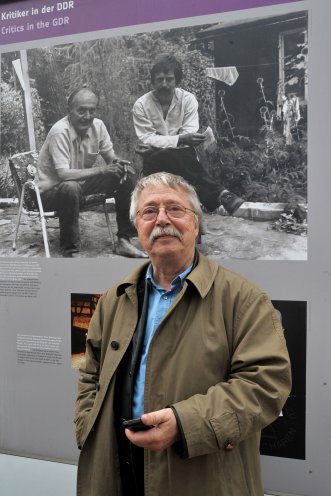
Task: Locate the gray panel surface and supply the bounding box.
[1,1,331,495]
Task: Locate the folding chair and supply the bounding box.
[9,151,116,257]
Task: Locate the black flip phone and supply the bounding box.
[122,418,153,432]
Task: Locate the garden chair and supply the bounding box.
[8,151,116,257]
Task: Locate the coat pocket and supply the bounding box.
[74,408,93,450]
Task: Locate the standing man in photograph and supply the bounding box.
[36,86,145,258]
[133,53,244,215]
[75,172,291,496]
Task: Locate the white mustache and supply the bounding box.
[149,226,183,244]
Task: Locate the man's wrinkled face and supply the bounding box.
[136,185,199,261]
[152,70,176,99]
[69,91,98,137]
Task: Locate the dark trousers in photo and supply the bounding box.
[142,146,223,212]
[41,171,136,254]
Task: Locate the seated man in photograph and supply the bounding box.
[36,87,146,258]
[132,53,243,215]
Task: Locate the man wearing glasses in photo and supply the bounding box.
[75,172,291,496]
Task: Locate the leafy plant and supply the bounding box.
[271,211,307,235]
[0,160,15,197]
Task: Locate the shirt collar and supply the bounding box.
[67,116,93,143]
[146,261,193,292]
[150,87,179,106]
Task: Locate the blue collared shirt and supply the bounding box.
[132,262,193,418]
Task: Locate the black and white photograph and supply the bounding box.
[0,10,308,259]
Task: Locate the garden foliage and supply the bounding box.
[0,25,307,212]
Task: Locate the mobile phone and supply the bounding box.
[122,418,153,432]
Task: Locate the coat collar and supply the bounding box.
[116,261,150,297]
[116,253,219,299]
[186,252,219,298]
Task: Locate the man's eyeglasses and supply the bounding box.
[137,204,196,222]
[75,108,96,117]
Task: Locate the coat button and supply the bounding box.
[111,341,120,350]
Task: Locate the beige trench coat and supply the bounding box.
[75,253,291,496]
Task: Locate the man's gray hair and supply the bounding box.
[130,172,202,226]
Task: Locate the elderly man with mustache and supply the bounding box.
[75,172,291,496]
[36,86,145,258]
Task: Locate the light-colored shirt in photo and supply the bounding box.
[133,88,199,149]
[37,116,115,193]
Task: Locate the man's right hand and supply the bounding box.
[135,143,155,156]
[178,133,206,147]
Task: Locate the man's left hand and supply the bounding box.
[104,159,135,182]
[124,408,180,452]
[112,158,135,173]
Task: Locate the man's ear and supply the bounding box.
[195,221,200,238]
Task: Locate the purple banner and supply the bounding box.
[1,0,303,46]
